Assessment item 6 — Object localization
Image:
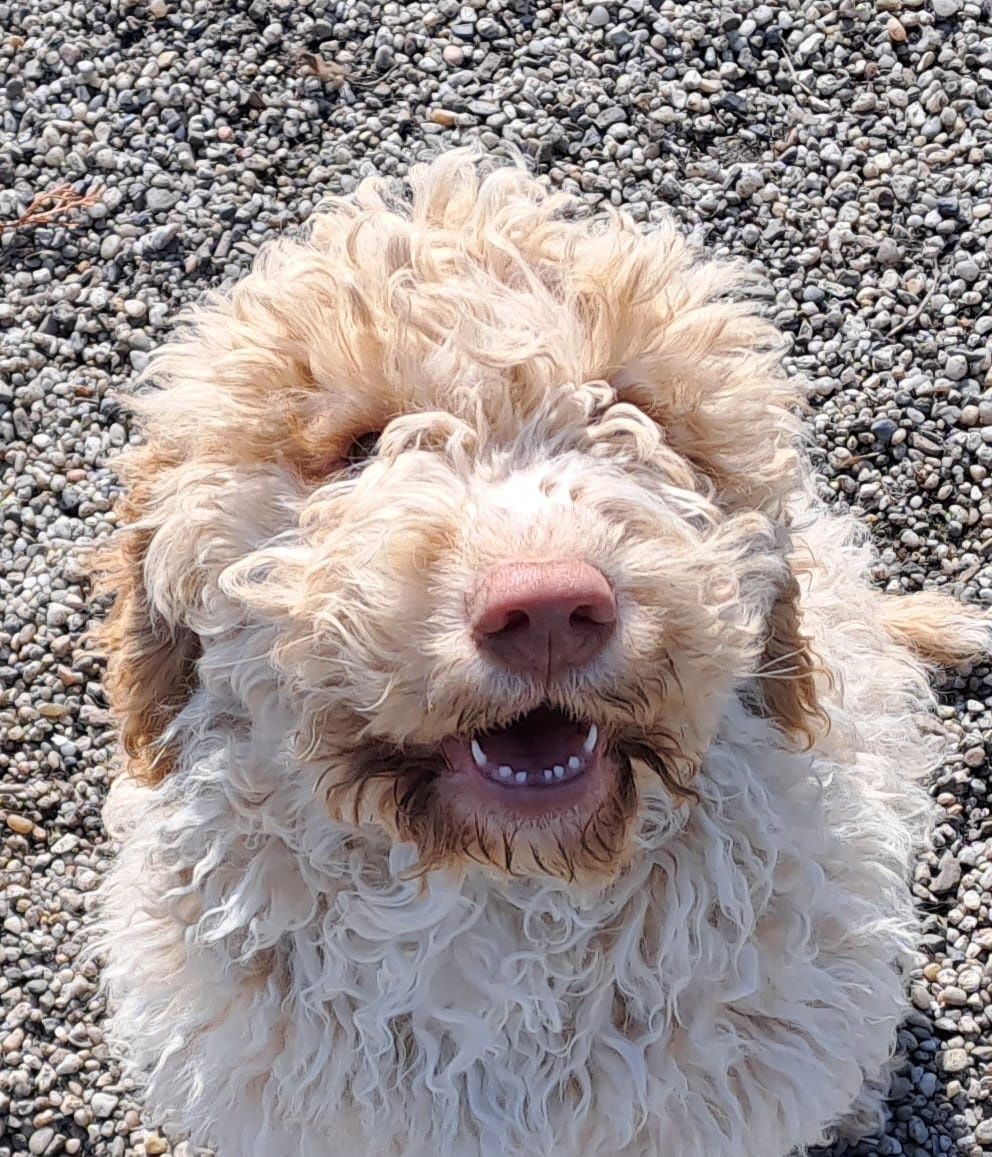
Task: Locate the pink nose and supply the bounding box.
[472,560,617,679]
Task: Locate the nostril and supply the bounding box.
[477,607,530,639]
[495,609,529,637]
[570,605,606,629]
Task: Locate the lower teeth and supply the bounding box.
[484,758,587,786]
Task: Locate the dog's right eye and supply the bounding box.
[344,431,381,467]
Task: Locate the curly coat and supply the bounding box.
[94,149,990,1157]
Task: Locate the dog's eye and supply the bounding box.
[344,431,381,467]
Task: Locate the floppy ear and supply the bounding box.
[757,564,827,749]
[92,447,201,784]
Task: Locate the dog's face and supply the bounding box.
[97,153,820,885]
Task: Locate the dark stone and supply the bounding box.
[718,93,748,115]
[871,418,899,445]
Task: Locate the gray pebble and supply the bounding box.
[931,851,962,894]
[146,189,181,212]
[945,355,969,381]
[28,1128,55,1156]
[877,238,903,267]
[91,1091,120,1117]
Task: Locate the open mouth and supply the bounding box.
[441,706,608,815]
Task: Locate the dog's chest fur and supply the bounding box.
[101,675,931,1157]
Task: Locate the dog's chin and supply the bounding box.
[329,703,644,881]
[439,705,613,823]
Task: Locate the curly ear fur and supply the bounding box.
[91,446,201,784]
[757,566,828,749]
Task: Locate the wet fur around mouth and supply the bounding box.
[320,712,691,882]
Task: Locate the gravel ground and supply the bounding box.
[2,0,992,1154]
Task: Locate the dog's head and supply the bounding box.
[95,150,822,884]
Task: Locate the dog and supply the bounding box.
[93,149,990,1157]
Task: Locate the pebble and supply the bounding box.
[28,1128,55,1155]
[144,223,181,252]
[941,1049,971,1074]
[91,1092,120,1118]
[146,189,180,212]
[877,238,903,267]
[945,355,970,382]
[930,851,962,895]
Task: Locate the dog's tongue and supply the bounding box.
[442,706,600,789]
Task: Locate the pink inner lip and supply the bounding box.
[441,706,602,795]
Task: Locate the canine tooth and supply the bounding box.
[471,739,487,768]
[584,723,598,754]
[543,769,554,782]
[515,771,528,784]
[498,765,513,780]
[568,755,582,771]
[554,766,566,780]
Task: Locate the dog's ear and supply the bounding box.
[757,564,827,748]
[91,446,201,784]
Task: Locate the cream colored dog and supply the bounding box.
[94,149,989,1157]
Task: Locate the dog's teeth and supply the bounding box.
[554,765,566,780]
[567,755,582,771]
[498,765,513,780]
[471,739,487,768]
[543,769,554,782]
[584,723,598,754]
[515,771,528,784]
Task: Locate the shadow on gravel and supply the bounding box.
[808,1022,972,1157]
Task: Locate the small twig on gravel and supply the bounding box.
[295,49,394,89]
[296,50,352,88]
[0,182,103,234]
[778,51,832,113]
[889,262,944,338]
[772,124,801,155]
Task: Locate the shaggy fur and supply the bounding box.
[94,149,990,1157]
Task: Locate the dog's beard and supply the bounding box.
[321,725,691,884]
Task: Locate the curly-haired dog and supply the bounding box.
[94,150,990,1157]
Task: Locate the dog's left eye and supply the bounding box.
[344,431,381,467]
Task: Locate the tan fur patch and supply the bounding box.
[90,444,201,783]
[756,565,829,749]
[879,590,992,667]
